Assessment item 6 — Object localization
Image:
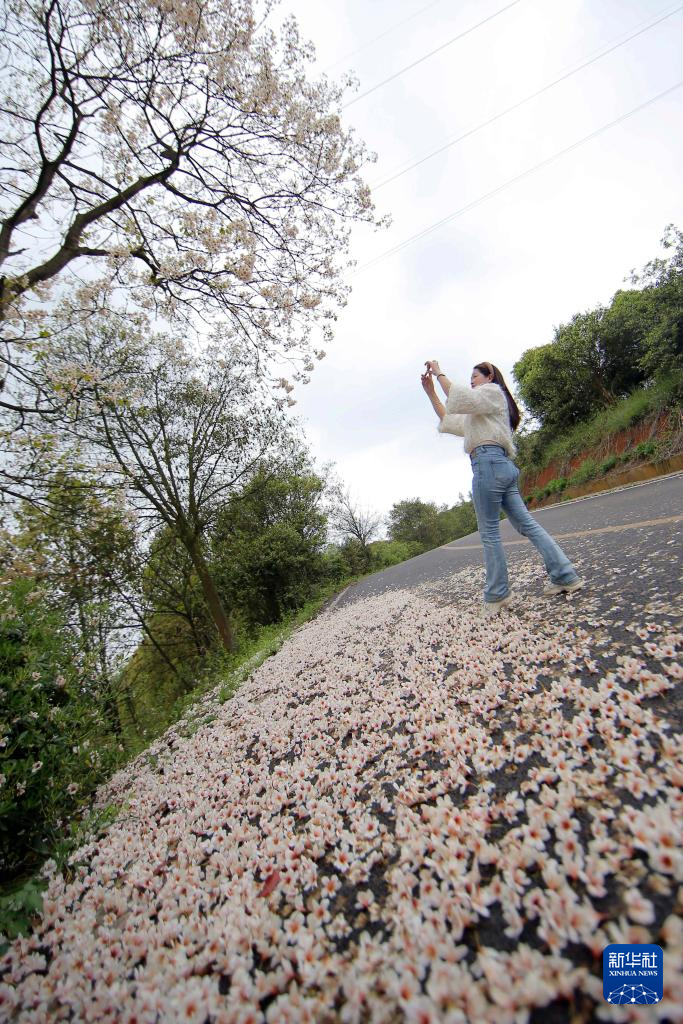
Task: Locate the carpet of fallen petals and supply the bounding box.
[1,554,682,1024]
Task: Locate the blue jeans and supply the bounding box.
[470,445,579,603]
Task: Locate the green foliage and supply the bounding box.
[15,472,137,599]
[0,801,122,953]
[0,875,48,954]
[142,530,214,657]
[525,435,666,506]
[598,454,619,474]
[320,545,353,585]
[337,537,371,576]
[116,611,214,744]
[513,304,648,435]
[368,540,422,569]
[212,467,328,627]
[514,226,683,445]
[0,575,121,883]
[10,472,139,737]
[516,373,681,478]
[387,499,450,549]
[387,495,477,552]
[439,497,478,541]
[568,458,598,487]
[630,224,683,376]
[631,440,658,461]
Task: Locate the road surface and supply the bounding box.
[2,475,682,1023]
[333,473,683,612]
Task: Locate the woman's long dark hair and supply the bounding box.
[474,361,521,431]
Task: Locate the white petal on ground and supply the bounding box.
[2,552,682,1022]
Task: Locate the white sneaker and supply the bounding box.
[482,594,513,616]
[543,578,585,596]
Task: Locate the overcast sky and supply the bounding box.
[277,0,683,527]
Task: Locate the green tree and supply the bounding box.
[47,325,293,652]
[514,307,647,432]
[141,529,215,663]
[438,496,478,541]
[514,225,683,438]
[387,499,450,549]
[12,471,139,736]
[338,537,372,577]
[211,464,328,627]
[387,496,477,550]
[630,224,683,377]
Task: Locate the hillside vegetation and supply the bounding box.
[513,224,683,478]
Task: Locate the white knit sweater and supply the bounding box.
[437,382,515,456]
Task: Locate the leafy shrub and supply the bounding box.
[546,476,568,495]
[0,875,48,953]
[632,440,658,460]
[598,454,619,474]
[369,540,422,569]
[0,802,122,953]
[0,577,121,883]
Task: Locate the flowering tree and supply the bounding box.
[0,0,379,417]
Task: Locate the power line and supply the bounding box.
[343,0,524,109]
[356,79,683,273]
[372,2,683,190]
[323,0,446,73]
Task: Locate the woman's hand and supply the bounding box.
[421,370,436,396]
[425,359,441,376]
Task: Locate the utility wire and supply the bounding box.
[324,0,446,73]
[356,79,683,273]
[372,2,683,190]
[343,0,524,109]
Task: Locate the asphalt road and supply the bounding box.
[333,473,683,610]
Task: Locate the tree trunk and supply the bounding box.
[184,535,235,652]
[97,623,123,737]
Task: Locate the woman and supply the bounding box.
[421,359,583,615]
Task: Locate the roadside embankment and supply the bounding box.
[522,408,683,508]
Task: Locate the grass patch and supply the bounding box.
[568,458,599,487]
[527,435,671,506]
